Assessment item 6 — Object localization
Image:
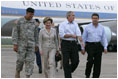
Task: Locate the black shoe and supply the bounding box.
[56,69,58,72]
[86,76,90,78]
[39,69,42,74]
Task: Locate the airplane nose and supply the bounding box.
[1,19,17,36]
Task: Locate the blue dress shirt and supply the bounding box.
[82,23,108,50]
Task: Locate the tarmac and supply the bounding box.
[1,48,117,78]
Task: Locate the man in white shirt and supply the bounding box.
[59,11,84,78]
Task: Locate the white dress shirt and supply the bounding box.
[59,20,81,40]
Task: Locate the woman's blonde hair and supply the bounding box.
[43,17,53,24]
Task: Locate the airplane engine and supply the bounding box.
[103,26,117,52]
[103,26,112,43]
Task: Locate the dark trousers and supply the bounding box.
[35,50,42,70]
[61,40,79,78]
[85,42,103,78]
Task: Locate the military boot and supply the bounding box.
[15,71,20,78]
[26,75,30,78]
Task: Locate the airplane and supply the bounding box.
[1,1,117,52]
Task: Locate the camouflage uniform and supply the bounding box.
[12,17,38,75]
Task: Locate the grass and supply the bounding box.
[1,45,13,48]
[1,38,13,48]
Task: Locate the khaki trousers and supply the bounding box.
[42,47,56,78]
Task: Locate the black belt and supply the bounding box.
[86,42,101,45]
[62,40,76,43]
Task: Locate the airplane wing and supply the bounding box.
[78,19,117,26]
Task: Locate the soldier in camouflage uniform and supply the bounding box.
[12,7,39,78]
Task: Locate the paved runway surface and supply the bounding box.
[1,48,117,78]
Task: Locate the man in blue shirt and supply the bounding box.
[81,13,108,78]
[34,19,42,74]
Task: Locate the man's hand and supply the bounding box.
[71,35,77,39]
[35,46,39,52]
[40,51,43,55]
[104,49,107,54]
[81,50,85,55]
[81,42,85,49]
[13,44,18,52]
[78,36,85,48]
[64,34,76,38]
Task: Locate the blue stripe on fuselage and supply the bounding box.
[1,7,117,19]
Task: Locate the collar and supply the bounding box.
[44,27,53,35]
[91,23,100,28]
[65,20,74,24]
[23,17,34,22]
